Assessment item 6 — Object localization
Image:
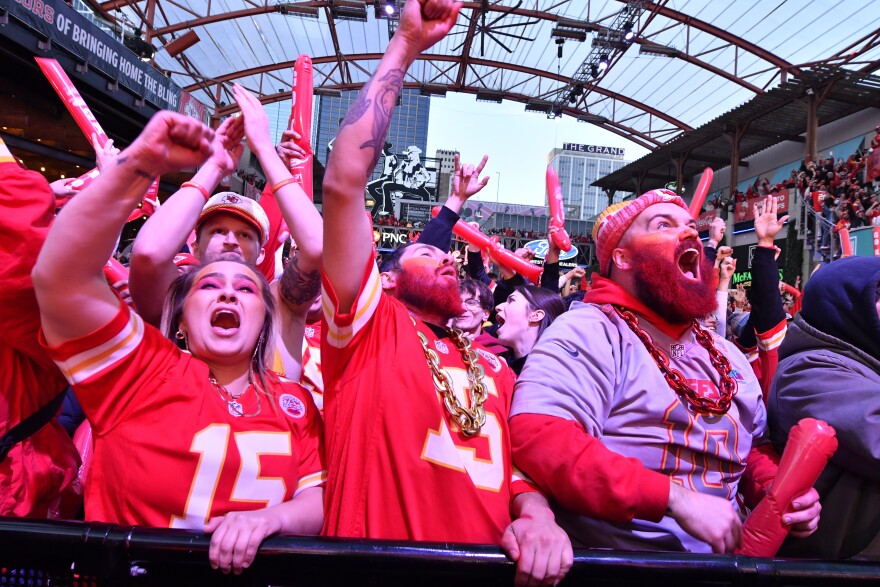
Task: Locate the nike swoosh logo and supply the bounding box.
[555,343,579,358]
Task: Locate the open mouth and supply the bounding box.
[210,308,241,331]
[437,266,457,279]
[677,248,700,280]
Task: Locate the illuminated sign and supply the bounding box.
[523,239,579,261]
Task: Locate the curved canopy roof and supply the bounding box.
[89,0,880,150]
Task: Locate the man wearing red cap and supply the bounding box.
[130,93,324,386]
[509,190,821,553]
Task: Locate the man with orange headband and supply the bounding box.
[510,189,821,553]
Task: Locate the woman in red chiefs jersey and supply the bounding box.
[32,112,325,576]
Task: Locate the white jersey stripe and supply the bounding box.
[294,470,327,496]
[54,310,145,386]
[323,265,381,349]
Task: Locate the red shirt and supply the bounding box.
[301,320,324,411]
[320,259,530,543]
[0,160,79,518]
[43,304,325,528]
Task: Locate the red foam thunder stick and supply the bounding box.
[432,207,542,284]
[35,57,160,204]
[546,166,573,252]
[36,57,109,146]
[688,167,714,219]
[288,55,314,200]
[838,228,853,257]
[737,418,838,557]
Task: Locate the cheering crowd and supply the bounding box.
[2,0,880,584]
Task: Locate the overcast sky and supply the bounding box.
[425,92,651,207]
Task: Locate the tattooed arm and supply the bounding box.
[322,0,461,311]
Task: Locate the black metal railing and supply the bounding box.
[1,518,879,586]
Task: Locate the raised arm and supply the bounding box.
[232,84,323,311]
[418,153,490,250]
[129,116,244,326]
[34,112,214,345]
[322,0,461,310]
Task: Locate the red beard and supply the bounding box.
[630,240,718,324]
[394,264,464,322]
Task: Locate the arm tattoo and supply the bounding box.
[114,156,152,179]
[280,255,321,306]
[339,69,405,171]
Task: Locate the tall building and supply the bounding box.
[547,143,631,220]
[314,88,431,180]
[434,149,458,203]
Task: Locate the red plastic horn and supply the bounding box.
[288,55,314,200]
[433,207,541,284]
[546,166,573,252]
[737,418,837,557]
[838,228,853,257]
[35,57,109,147]
[36,57,159,216]
[688,167,714,219]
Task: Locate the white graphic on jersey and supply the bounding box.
[231,432,292,506]
[280,394,306,419]
[420,368,504,492]
[670,344,686,359]
[422,414,504,492]
[476,349,501,372]
[171,426,292,529]
[434,340,449,354]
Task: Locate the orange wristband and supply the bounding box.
[271,177,298,193]
[181,181,210,200]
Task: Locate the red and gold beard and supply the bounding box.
[630,239,718,324]
[394,261,464,323]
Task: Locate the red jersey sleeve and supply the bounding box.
[321,254,381,351]
[41,302,185,435]
[740,442,780,509]
[510,413,670,523]
[0,161,58,369]
[289,384,327,496]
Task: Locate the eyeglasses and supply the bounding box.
[462,298,484,310]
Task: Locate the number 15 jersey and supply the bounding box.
[320,259,530,544]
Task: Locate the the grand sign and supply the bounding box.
[562,143,625,157]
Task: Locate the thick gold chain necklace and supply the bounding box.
[413,318,488,436]
[209,370,262,418]
[613,306,738,416]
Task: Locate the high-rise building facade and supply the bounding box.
[314,88,431,180]
[547,143,631,220]
[434,149,458,203]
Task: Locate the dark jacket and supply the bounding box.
[770,256,880,560]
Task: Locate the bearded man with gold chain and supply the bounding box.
[509,190,822,554]
[318,2,572,585]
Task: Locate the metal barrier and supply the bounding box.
[805,206,841,262]
[1,518,879,586]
